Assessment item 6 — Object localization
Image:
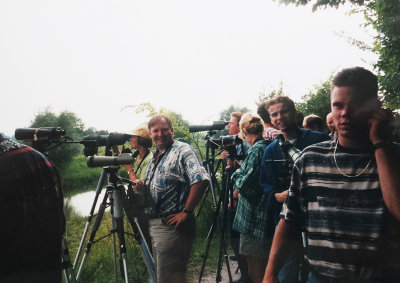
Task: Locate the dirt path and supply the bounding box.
[192,259,241,283]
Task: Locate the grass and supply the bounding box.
[63,187,226,283]
[64,214,149,283]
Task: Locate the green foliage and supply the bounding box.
[279,0,400,110]
[27,108,109,172]
[278,0,371,11]
[363,0,400,109]
[61,155,103,195]
[65,214,149,283]
[296,77,332,121]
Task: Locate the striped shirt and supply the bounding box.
[282,139,400,280]
[263,127,281,140]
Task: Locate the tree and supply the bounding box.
[278,0,400,110]
[278,0,371,11]
[29,108,108,170]
[256,82,286,105]
[363,0,400,109]
[296,77,332,122]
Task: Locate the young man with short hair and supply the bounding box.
[260,96,330,283]
[263,67,400,283]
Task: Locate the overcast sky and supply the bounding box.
[0,0,377,137]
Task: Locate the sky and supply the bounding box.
[0,0,377,137]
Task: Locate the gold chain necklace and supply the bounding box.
[333,139,372,178]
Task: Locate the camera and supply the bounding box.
[208,135,243,160]
[209,135,242,149]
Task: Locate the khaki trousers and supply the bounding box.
[149,214,196,283]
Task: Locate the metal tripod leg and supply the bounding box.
[73,168,108,269]
[216,170,233,283]
[119,188,157,283]
[76,186,110,281]
[61,237,77,283]
[111,188,129,283]
[198,167,233,283]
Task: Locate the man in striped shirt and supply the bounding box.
[263,67,400,282]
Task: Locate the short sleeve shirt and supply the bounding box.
[146,140,210,214]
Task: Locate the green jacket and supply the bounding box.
[232,139,270,239]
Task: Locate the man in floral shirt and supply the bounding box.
[145,115,210,283]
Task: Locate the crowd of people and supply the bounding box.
[1,66,400,283]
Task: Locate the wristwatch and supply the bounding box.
[373,141,388,150]
[182,207,192,214]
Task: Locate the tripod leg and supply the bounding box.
[216,170,234,283]
[112,189,129,283]
[76,187,109,281]
[120,189,157,282]
[73,168,108,269]
[198,185,225,283]
[61,238,77,283]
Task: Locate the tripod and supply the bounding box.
[72,166,156,283]
[198,142,235,283]
[196,131,220,217]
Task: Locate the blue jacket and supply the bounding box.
[259,128,330,238]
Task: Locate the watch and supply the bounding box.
[373,141,388,150]
[182,207,192,214]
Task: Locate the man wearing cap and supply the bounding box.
[145,114,210,283]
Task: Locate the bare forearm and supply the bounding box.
[185,180,209,211]
[375,146,400,220]
[264,219,301,282]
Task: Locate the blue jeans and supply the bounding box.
[278,248,302,283]
[307,272,324,283]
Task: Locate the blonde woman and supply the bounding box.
[121,125,153,184]
[231,113,271,283]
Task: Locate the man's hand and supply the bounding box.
[226,159,241,170]
[274,190,288,203]
[122,164,132,171]
[166,212,189,229]
[133,179,144,185]
[228,198,238,210]
[262,274,280,283]
[221,150,229,160]
[369,108,393,144]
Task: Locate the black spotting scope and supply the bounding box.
[87,153,134,167]
[82,133,129,147]
[188,121,228,133]
[15,127,66,141]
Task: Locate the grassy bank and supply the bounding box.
[64,187,224,282]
